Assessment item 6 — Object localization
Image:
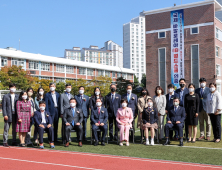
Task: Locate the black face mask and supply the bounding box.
[142,92,147,95]
[111,88,116,92]
[180,84,185,88]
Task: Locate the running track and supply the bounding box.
[0,146,221,170]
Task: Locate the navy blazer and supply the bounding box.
[90,107,108,124]
[34,110,52,126]
[74,94,89,118]
[167,106,186,124]
[44,91,60,116]
[142,107,158,124]
[121,93,138,117]
[165,92,179,112]
[175,88,189,107]
[105,93,121,117]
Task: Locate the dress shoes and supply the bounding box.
[101,142,105,146]
[163,138,170,145]
[3,143,9,147]
[179,138,183,146]
[78,142,82,147]
[206,137,210,141]
[198,136,205,140]
[65,142,69,147]
[94,141,98,146]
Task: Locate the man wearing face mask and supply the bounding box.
[91,98,108,146]
[74,86,89,141]
[34,101,55,149]
[2,83,19,147]
[63,98,83,147]
[163,97,186,146]
[44,82,60,142]
[105,84,121,141]
[175,78,189,140]
[121,84,138,139]
[60,84,74,143]
[195,78,211,141]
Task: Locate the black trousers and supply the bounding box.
[92,124,108,142]
[38,124,54,144]
[210,114,221,140]
[51,108,59,141]
[65,124,83,142]
[108,116,118,139]
[165,123,184,138]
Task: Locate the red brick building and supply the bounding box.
[143,0,222,96]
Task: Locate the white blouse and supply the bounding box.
[206,91,222,114]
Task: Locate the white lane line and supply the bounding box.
[3,146,222,169]
[0,157,103,170]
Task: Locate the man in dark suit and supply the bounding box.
[163,97,186,146]
[60,83,74,142]
[121,84,138,138]
[2,83,19,146]
[63,98,83,147]
[105,83,121,141]
[34,100,55,149]
[175,78,189,140]
[165,84,179,140]
[91,98,108,146]
[44,82,60,142]
[74,86,89,141]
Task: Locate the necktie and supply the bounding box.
[127,94,130,102]
[112,94,114,102]
[175,107,177,112]
[80,96,83,103]
[67,93,70,99]
[72,108,75,126]
[201,88,203,97]
[98,108,100,124]
[148,107,151,112]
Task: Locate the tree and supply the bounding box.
[141,74,146,87]
[116,77,133,96]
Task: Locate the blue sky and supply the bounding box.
[0,0,200,57]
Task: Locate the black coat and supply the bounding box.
[105,93,121,117]
[142,107,158,124]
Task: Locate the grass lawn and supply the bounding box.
[0,114,222,165]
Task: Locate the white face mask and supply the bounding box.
[40,107,45,111]
[96,102,102,107]
[148,102,153,107]
[70,103,76,107]
[22,95,27,100]
[173,102,179,106]
[210,87,216,92]
[79,90,84,94]
[157,90,162,94]
[50,87,55,91]
[66,88,71,93]
[189,88,194,93]
[127,90,132,94]
[122,103,127,108]
[95,91,100,96]
[10,88,16,93]
[168,88,174,93]
[39,91,44,95]
[200,83,206,88]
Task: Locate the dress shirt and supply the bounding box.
[51,92,57,107]
[66,92,71,100]
[41,111,46,124]
[111,93,115,101]
[169,92,174,100]
[127,93,131,102]
[11,94,15,113]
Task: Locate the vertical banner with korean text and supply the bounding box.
[171,9,184,89]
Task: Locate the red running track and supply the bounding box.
[0,146,221,170]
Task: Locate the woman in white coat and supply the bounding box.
[153,86,166,140]
[206,83,222,143]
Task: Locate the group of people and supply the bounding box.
[2,77,221,149]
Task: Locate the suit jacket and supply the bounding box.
[90,107,108,124]
[206,91,222,114]
[34,110,52,126]
[195,87,210,112]
[60,92,74,115]
[121,93,138,116]
[105,93,121,117]
[165,92,179,112]
[116,107,133,127]
[44,91,60,116]
[89,96,104,110]
[74,94,89,117]
[142,107,158,124]
[167,106,186,124]
[175,88,189,107]
[2,93,19,122]
[63,107,83,124]
[153,95,166,116]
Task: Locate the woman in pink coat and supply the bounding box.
[116,99,133,146]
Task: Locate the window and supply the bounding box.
[98,70,104,76]
[66,66,74,73]
[112,72,116,78]
[56,64,65,72]
[191,45,199,87]
[217,83,221,93]
[11,58,24,68]
[41,62,50,71]
[29,61,39,70]
[216,27,222,41]
[56,78,65,83]
[216,46,219,57]
[79,67,86,75]
[1,57,7,67]
[41,77,50,80]
[136,69,139,72]
[131,28,134,31]
[191,27,199,34]
[158,32,166,38]
[117,72,121,78]
[127,74,133,80]
[216,65,221,76]
[122,73,127,79]
[105,71,110,76]
[216,28,219,39]
[158,48,166,92]
[87,68,94,76]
